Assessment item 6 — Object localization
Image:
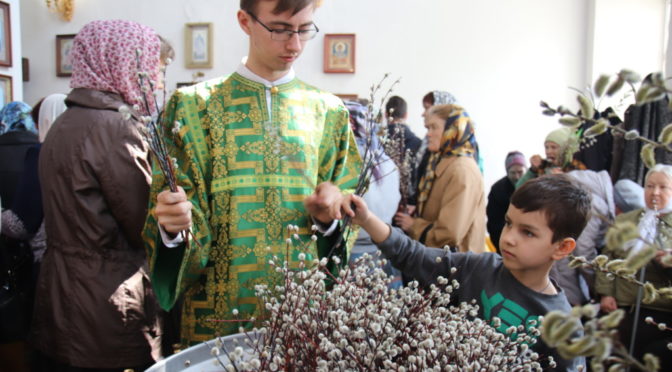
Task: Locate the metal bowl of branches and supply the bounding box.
[145,331,259,372]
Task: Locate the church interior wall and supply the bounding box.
[18,0,668,191]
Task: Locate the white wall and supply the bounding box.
[311,0,590,193]
[590,0,667,114]
[21,0,252,104]
[20,0,667,191]
[1,0,23,102]
[592,0,667,79]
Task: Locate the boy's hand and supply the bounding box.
[599,296,618,313]
[156,186,192,234]
[304,182,344,224]
[341,194,391,243]
[341,194,369,226]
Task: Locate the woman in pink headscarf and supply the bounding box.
[30,20,173,372]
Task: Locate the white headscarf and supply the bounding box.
[629,165,672,257]
[38,93,67,142]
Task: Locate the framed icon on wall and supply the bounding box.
[56,34,76,77]
[0,1,12,67]
[0,73,13,106]
[324,34,355,73]
[185,23,213,69]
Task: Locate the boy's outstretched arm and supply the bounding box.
[342,194,461,288]
[341,194,391,243]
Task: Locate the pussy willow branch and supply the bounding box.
[609,343,656,371]
[328,75,402,260]
[134,54,179,192]
[545,107,669,151]
[210,252,539,370]
[134,52,202,248]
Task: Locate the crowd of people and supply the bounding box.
[0,0,671,371]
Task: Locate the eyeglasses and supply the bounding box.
[247,11,319,41]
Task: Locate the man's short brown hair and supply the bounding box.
[385,96,407,120]
[240,0,319,15]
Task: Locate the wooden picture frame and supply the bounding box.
[176,81,197,89]
[0,73,12,106]
[21,57,28,82]
[0,1,12,67]
[185,23,213,69]
[323,34,355,73]
[56,34,76,77]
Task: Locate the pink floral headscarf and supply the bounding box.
[70,20,161,111]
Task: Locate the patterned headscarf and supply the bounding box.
[0,101,36,135]
[344,100,385,183]
[417,104,478,214]
[432,91,457,105]
[70,20,161,111]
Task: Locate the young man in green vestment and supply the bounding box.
[143,0,362,345]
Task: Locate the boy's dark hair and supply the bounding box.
[511,174,591,242]
[385,96,407,120]
[241,0,318,15]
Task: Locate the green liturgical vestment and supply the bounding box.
[143,72,361,344]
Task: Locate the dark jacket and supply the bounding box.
[31,88,161,368]
[0,130,39,208]
[0,131,40,342]
[486,175,515,251]
[386,123,422,156]
[615,97,672,184]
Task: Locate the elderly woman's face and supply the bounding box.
[644,172,672,210]
[424,114,444,152]
[544,141,562,166]
[507,164,526,184]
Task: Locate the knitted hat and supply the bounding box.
[504,151,526,171]
[613,179,645,213]
[544,127,572,147]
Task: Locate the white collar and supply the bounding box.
[236,57,295,87]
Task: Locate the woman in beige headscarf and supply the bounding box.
[394,103,485,252]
